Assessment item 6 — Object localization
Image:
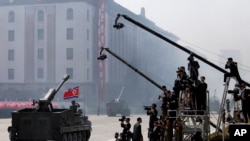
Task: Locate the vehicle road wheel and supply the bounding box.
[77,131,83,141]
[86,130,91,141]
[67,133,73,141]
[62,134,67,141]
[82,131,87,141]
[72,132,78,141]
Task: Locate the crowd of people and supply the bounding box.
[114,54,208,141]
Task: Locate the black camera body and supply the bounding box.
[97,54,107,60]
[119,116,126,122]
[144,106,151,110]
[228,89,239,95]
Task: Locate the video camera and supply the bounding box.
[228,85,240,95]
[144,106,152,111]
[228,89,239,95]
[118,116,126,122]
[97,54,107,60]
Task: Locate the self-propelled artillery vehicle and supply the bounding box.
[7,74,91,141]
[106,86,131,116]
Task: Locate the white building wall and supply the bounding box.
[55,2,94,83]
[0,6,25,82]
[0,1,95,83]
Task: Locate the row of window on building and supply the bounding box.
[8,48,90,61]
[7,28,90,41]
[8,8,90,23]
[7,67,90,80]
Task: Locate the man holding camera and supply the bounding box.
[146,103,158,130]
[224,57,242,84]
[121,117,132,141]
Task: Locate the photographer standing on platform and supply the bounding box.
[187,54,200,83]
[224,57,242,84]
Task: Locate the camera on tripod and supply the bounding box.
[118,116,126,122]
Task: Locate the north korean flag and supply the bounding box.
[63,86,79,99]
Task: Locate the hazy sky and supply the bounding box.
[114,0,250,79]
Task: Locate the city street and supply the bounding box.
[0,114,149,141]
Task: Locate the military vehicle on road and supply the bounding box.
[106,87,131,116]
[7,74,91,141]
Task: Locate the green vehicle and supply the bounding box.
[7,75,91,141]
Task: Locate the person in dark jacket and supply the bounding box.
[149,121,161,141]
[224,57,242,84]
[133,117,143,141]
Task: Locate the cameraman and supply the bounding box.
[224,57,242,84]
[147,103,158,130]
[121,117,132,141]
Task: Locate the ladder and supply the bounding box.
[215,77,230,135]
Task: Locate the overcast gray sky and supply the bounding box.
[115,0,250,80]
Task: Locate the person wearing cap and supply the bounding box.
[224,57,242,84]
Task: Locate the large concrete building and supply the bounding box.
[0,0,182,111]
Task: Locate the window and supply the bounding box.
[9,11,15,23]
[8,49,14,61]
[37,48,44,60]
[86,29,89,41]
[38,10,44,21]
[66,28,74,40]
[37,29,44,40]
[8,30,15,41]
[87,68,89,80]
[87,49,89,61]
[66,68,73,79]
[66,48,73,60]
[66,8,73,20]
[86,9,89,21]
[8,68,14,80]
[37,68,44,79]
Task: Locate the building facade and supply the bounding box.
[0,0,182,111]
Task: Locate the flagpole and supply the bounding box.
[83,90,85,116]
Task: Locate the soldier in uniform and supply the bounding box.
[69,100,80,113]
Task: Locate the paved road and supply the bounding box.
[0,114,149,141]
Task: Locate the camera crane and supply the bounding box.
[113,14,250,87]
[108,14,250,139]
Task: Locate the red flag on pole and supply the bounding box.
[63,86,79,99]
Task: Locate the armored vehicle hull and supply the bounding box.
[8,108,91,141]
[106,100,131,117]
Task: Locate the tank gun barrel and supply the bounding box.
[43,74,70,102]
[113,14,250,87]
[37,74,70,111]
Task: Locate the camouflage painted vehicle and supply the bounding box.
[7,74,91,141]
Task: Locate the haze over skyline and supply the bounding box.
[115,0,250,80]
